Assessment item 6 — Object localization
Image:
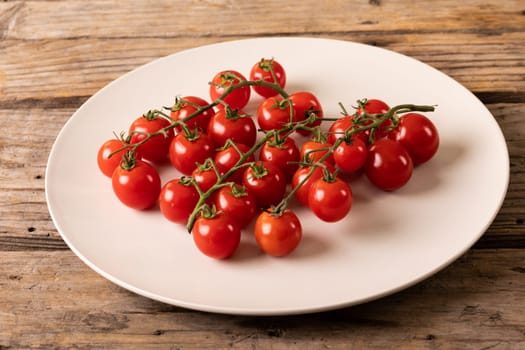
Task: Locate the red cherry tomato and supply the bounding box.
[97,139,129,178]
[356,98,390,115]
[291,164,334,206]
[170,96,214,134]
[254,210,302,257]
[289,91,323,135]
[389,113,439,165]
[112,159,161,210]
[215,184,257,229]
[256,96,294,132]
[333,137,368,173]
[308,177,352,222]
[192,211,241,259]
[169,130,215,175]
[129,114,173,163]
[207,109,257,147]
[192,162,219,194]
[327,115,369,145]
[300,140,334,164]
[159,178,200,224]
[250,59,286,98]
[242,161,287,208]
[259,137,300,180]
[214,143,255,183]
[365,138,413,191]
[209,70,251,111]
[250,58,287,98]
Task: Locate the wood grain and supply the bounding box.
[1,0,524,348]
[1,249,524,349]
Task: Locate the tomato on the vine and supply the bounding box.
[192,211,241,259]
[209,70,251,111]
[170,96,215,134]
[112,158,161,210]
[169,130,215,175]
[259,136,300,180]
[308,177,352,222]
[159,177,200,224]
[291,164,333,206]
[250,58,287,98]
[254,210,302,257]
[289,91,323,135]
[333,137,368,173]
[356,98,390,115]
[215,184,257,229]
[389,113,439,165]
[207,108,257,147]
[214,142,255,183]
[129,113,173,163]
[365,138,413,191]
[327,115,369,145]
[97,139,129,178]
[242,161,287,208]
[192,161,219,194]
[256,96,294,132]
[300,140,334,164]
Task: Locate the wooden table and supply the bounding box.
[1,0,524,348]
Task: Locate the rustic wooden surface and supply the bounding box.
[1,0,524,348]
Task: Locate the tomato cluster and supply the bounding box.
[97,58,439,260]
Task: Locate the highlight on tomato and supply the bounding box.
[111,154,161,210]
[207,108,257,148]
[128,111,174,163]
[159,177,200,225]
[209,70,251,111]
[254,209,302,257]
[308,175,352,222]
[192,207,241,259]
[365,138,413,191]
[250,58,287,98]
[169,96,215,133]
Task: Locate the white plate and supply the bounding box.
[45,37,509,315]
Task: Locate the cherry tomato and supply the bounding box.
[300,140,334,164]
[215,184,257,229]
[170,96,214,133]
[254,210,302,257]
[354,99,392,143]
[249,58,287,98]
[207,109,257,147]
[159,178,200,224]
[192,162,219,194]
[356,98,390,115]
[256,96,294,132]
[192,211,241,259]
[327,115,369,145]
[389,113,439,165]
[259,137,300,180]
[97,139,129,178]
[214,143,255,183]
[112,159,161,210]
[209,70,251,111]
[242,161,287,208]
[333,137,368,173]
[129,114,173,163]
[291,165,324,206]
[289,91,323,136]
[169,130,215,175]
[365,138,413,191]
[308,177,352,222]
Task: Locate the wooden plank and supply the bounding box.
[1,249,524,348]
[2,0,524,40]
[0,31,523,106]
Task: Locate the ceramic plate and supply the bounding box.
[45,37,509,315]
